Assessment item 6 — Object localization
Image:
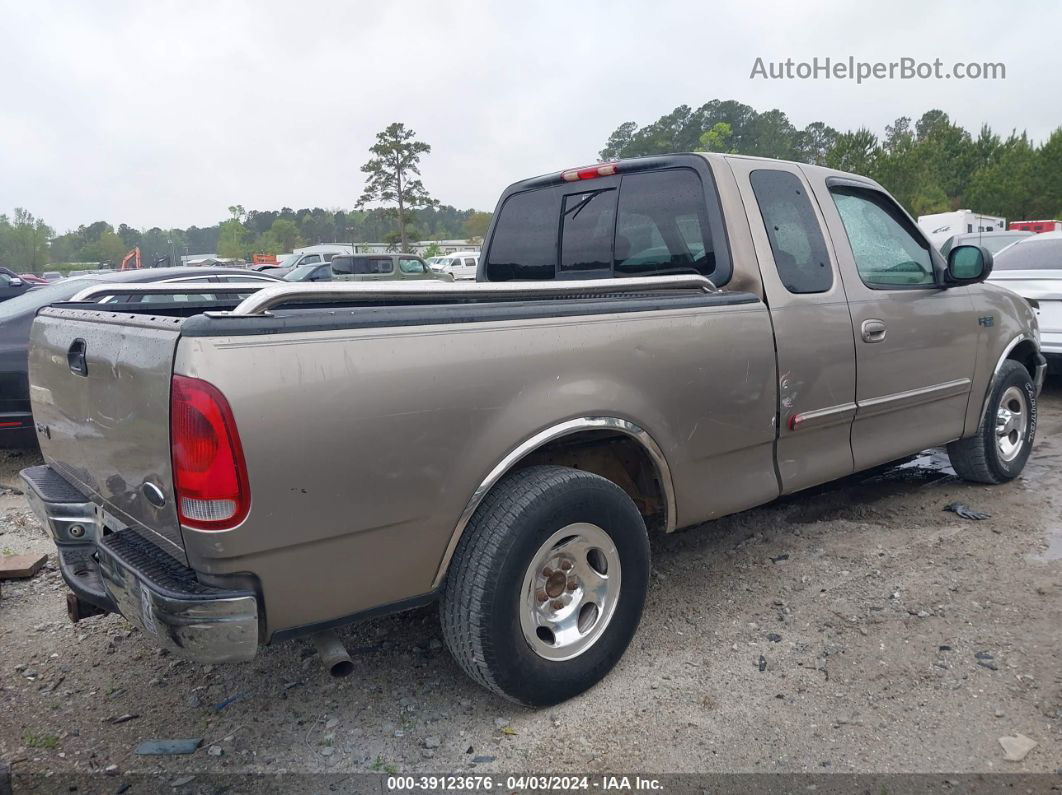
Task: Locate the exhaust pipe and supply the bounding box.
[311,630,354,677]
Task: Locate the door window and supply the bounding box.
[301,254,322,265]
[830,187,935,287]
[750,169,833,294]
[399,258,426,273]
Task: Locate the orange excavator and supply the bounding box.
[119,247,142,271]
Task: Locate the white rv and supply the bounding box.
[917,210,1006,250]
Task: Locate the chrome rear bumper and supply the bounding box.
[20,465,259,663]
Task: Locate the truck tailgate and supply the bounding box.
[29,308,186,561]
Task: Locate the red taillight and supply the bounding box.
[560,163,618,182]
[170,374,249,531]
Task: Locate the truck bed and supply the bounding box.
[28,277,776,636]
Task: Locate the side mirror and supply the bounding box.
[945,244,992,285]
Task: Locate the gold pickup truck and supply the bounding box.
[20,153,1044,706]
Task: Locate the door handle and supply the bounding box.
[861,319,887,343]
[67,338,88,376]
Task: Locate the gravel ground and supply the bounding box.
[1,382,1060,783]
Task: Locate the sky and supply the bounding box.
[1,0,1059,233]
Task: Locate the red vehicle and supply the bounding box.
[119,247,142,270]
[18,274,48,285]
[1009,220,1062,234]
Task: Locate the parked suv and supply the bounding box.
[429,251,480,280]
[330,253,453,282]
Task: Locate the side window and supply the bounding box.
[301,254,322,265]
[464,258,476,268]
[749,169,833,294]
[399,258,425,273]
[614,169,717,279]
[372,257,394,274]
[560,188,617,272]
[831,187,935,287]
[485,188,560,280]
[331,257,352,275]
[0,273,12,286]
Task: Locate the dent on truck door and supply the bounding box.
[820,182,977,470]
[730,160,857,493]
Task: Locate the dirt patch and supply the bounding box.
[1,385,1060,778]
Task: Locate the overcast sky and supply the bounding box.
[1,0,1058,232]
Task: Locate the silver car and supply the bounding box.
[989,231,1062,372]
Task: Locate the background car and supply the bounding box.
[285,262,334,282]
[940,230,1032,257]
[330,253,453,282]
[428,251,479,280]
[988,231,1062,373]
[0,267,32,303]
[0,266,280,447]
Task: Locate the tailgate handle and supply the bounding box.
[67,338,88,377]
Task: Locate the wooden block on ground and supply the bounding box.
[0,553,48,579]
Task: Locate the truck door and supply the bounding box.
[729,160,857,493]
[811,176,978,470]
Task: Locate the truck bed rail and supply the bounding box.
[62,275,718,317]
[223,275,717,316]
[66,282,275,303]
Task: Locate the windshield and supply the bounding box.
[275,253,301,269]
[284,264,325,281]
[994,239,1062,270]
[979,234,1031,255]
[0,277,96,319]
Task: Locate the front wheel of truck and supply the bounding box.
[947,360,1037,484]
[440,465,650,706]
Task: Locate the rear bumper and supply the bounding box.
[20,465,259,663]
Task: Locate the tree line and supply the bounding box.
[0,203,492,272]
[600,99,1062,222]
[0,122,492,271]
[6,108,1059,272]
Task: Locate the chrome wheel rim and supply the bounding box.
[995,385,1028,462]
[519,523,621,661]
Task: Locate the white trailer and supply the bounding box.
[918,210,1006,250]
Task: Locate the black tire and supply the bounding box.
[440,465,650,706]
[947,360,1037,484]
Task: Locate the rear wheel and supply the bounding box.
[947,360,1036,484]
[440,465,650,706]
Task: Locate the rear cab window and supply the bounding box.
[484,159,730,285]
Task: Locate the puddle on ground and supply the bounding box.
[1036,527,1062,562]
[877,449,957,484]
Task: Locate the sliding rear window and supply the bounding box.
[485,166,729,284]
